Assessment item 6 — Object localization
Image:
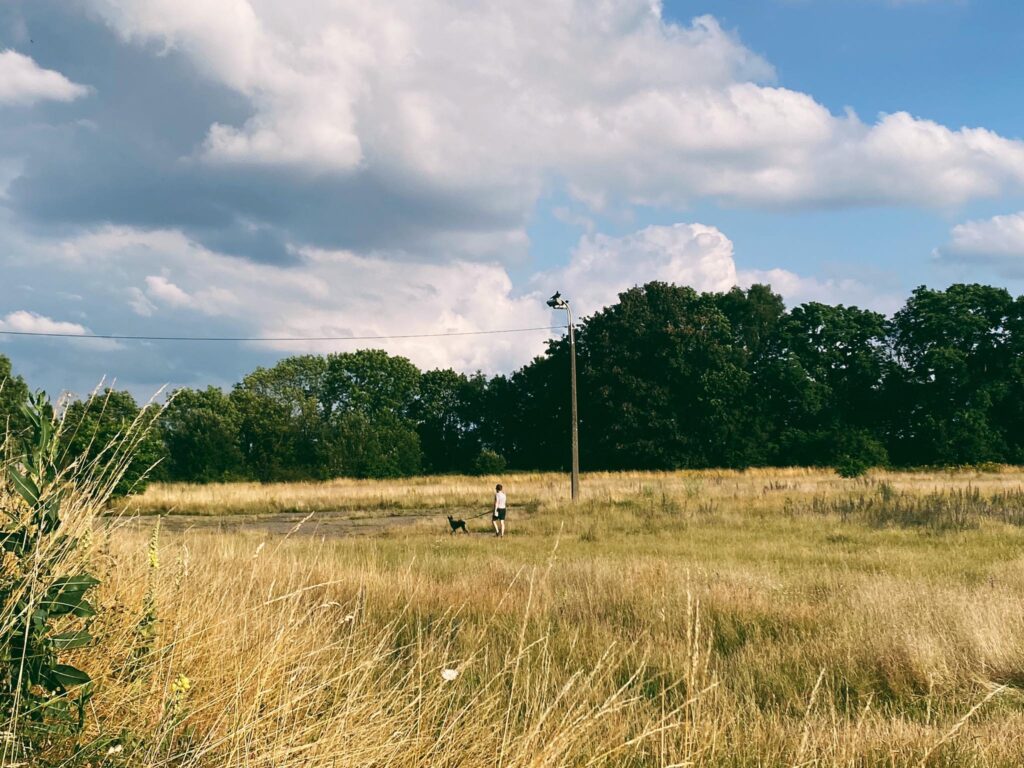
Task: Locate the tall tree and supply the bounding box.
[415,369,487,473]
[576,282,752,469]
[230,356,329,481]
[322,350,422,477]
[763,302,890,466]
[0,355,30,438]
[502,348,573,470]
[161,387,246,482]
[231,351,424,480]
[888,284,1016,465]
[323,350,420,419]
[61,389,166,496]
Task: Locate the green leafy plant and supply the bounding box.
[835,455,871,479]
[1,392,99,750]
[472,448,507,475]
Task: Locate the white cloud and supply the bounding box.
[539,223,739,315]
[145,275,193,307]
[128,287,157,317]
[0,310,90,336]
[539,223,896,317]
[81,1,1024,208]
[0,311,119,350]
[0,50,89,105]
[738,267,903,315]
[935,211,1024,277]
[29,221,887,375]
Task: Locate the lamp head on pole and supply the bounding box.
[546,291,568,310]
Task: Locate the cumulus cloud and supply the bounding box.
[145,275,193,307]
[0,1,993,395]
[0,49,88,105]
[17,221,883,380]
[539,223,897,316]
[935,211,1024,277]
[739,267,903,315]
[32,225,548,372]
[540,224,739,315]
[0,310,90,335]
[79,0,1024,209]
[0,310,119,350]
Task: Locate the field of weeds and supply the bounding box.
[8,464,1024,766]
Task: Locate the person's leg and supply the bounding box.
[493,516,500,536]
[499,519,505,537]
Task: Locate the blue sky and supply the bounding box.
[1,0,1023,398]
[527,0,1024,292]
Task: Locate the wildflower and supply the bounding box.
[441,668,459,682]
[106,744,123,756]
[171,673,191,696]
[147,521,160,570]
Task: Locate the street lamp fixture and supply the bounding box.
[546,292,580,501]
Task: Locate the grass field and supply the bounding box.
[11,467,1024,766]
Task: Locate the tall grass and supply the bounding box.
[80,506,1024,767]
[8,421,1024,765]
[126,465,1024,517]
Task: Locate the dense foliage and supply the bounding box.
[2,394,100,750]
[2,282,1021,482]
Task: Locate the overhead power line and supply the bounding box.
[0,325,568,343]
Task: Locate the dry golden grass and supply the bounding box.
[127,465,1024,516]
[15,467,1024,766]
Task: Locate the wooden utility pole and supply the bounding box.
[547,292,580,502]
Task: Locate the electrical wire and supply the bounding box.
[0,325,568,343]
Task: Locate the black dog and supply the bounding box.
[447,515,468,535]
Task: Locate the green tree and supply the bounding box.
[61,389,166,496]
[711,285,787,465]
[230,351,424,480]
[331,411,422,477]
[161,387,246,482]
[577,282,752,469]
[995,294,1024,463]
[321,350,422,476]
[762,302,890,467]
[0,355,30,437]
[230,356,329,481]
[323,349,421,419]
[887,284,1016,465]
[415,369,487,473]
[500,348,574,470]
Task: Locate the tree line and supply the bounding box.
[2,281,1022,489]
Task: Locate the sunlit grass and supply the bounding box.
[126,465,1024,516]
[7,459,1024,765]
[64,466,1024,765]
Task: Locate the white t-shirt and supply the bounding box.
[495,491,507,509]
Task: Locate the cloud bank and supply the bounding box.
[0,0,1012,394]
[1,221,888,387]
[78,0,1024,214]
[936,212,1024,277]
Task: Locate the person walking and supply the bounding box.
[492,483,507,537]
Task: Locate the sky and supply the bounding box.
[1,0,1024,399]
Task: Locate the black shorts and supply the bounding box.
[493,508,506,521]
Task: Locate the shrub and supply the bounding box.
[472,448,507,475]
[1,393,100,756]
[835,456,871,478]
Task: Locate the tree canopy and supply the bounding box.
[3,281,1021,487]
